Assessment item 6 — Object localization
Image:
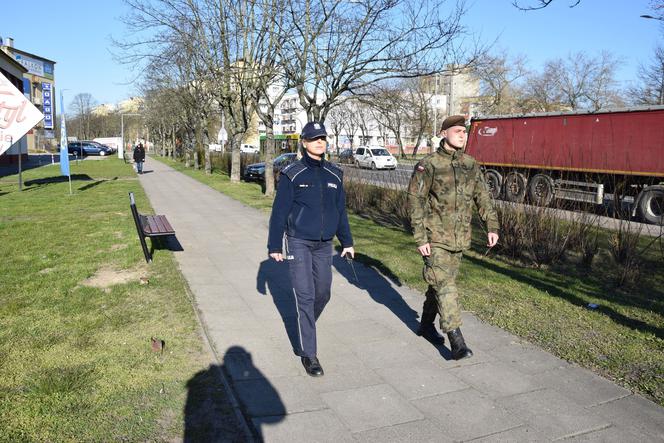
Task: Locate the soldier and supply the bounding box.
[268,121,354,377]
[407,115,499,360]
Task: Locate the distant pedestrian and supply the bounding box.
[407,115,499,360]
[267,121,354,377]
[133,143,145,174]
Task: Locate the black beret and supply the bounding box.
[440,115,466,131]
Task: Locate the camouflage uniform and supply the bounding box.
[407,145,498,332]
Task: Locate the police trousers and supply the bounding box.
[421,247,463,333]
[286,236,333,358]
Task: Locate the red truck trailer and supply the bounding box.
[466,106,664,224]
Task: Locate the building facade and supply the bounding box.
[0,37,56,164]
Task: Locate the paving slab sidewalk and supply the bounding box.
[139,157,664,442]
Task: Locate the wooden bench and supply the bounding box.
[129,192,175,263]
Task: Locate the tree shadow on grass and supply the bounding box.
[23,174,93,189]
[464,253,664,339]
[78,177,118,191]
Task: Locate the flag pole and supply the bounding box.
[16,137,23,191]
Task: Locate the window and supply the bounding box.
[355,148,364,155]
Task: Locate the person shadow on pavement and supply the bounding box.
[332,252,454,360]
[256,259,300,355]
[183,347,285,442]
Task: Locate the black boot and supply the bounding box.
[417,323,445,344]
[447,328,473,360]
[301,357,324,377]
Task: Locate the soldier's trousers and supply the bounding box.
[286,236,333,358]
[421,247,463,333]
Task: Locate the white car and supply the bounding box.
[240,144,259,154]
[354,146,398,170]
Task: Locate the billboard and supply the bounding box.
[14,53,55,80]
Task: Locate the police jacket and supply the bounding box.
[268,152,353,253]
[407,145,499,251]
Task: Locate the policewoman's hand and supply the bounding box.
[269,252,284,262]
[341,247,355,259]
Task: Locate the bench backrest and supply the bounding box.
[129,192,143,231]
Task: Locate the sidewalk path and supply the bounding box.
[139,157,664,442]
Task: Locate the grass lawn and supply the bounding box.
[0,158,243,441]
[154,155,664,407]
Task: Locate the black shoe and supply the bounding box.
[447,328,473,360]
[417,323,445,344]
[301,357,324,377]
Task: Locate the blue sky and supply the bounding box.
[1,0,661,108]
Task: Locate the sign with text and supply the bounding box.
[42,82,53,129]
[0,72,44,156]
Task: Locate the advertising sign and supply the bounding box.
[13,54,55,80]
[0,72,44,156]
[42,82,53,129]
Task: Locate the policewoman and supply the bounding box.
[267,121,354,377]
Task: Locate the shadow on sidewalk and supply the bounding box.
[256,259,300,355]
[332,251,456,360]
[184,346,285,442]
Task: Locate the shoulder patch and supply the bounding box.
[283,162,307,180]
[415,163,426,173]
[323,163,343,183]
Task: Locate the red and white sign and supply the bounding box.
[0,72,44,156]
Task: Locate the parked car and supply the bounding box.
[240,144,260,154]
[354,145,397,170]
[243,152,298,182]
[337,148,354,164]
[68,141,115,157]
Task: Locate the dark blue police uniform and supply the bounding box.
[268,152,353,359]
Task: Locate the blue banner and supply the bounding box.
[42,83,53,129]
[59,91,70,177]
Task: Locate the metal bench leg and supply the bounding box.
[139,234,152,263]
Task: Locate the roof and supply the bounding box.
[0,50,28,74]
[1,46,56,64]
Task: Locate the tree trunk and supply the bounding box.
[264,123,276,196]
[194,150,199,169]
[230,135,242,183]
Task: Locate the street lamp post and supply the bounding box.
[121,113,141,162]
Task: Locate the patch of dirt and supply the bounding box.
[39,267,55,275]
[110,244,127,251]
[81,266,146,289]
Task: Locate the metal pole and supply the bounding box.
[121,114,125,161]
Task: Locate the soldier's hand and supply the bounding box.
[269,252,284,262]
[341,247,355,259]
[487,233,499,248]
[417,243,431,256]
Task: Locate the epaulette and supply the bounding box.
[283,161,307,180]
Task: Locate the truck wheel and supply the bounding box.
[484,169,502,199]
[503,172,527,203]
[637,185,664,225]
[528,174,555,206]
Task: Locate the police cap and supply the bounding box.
[301,121,328,140]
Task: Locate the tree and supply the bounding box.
[279,0,472,122]
[629,45,664,105]
[512,0,581,10]
[69,93,96,139]
[546,51,623,111]
[473,51,529,114]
